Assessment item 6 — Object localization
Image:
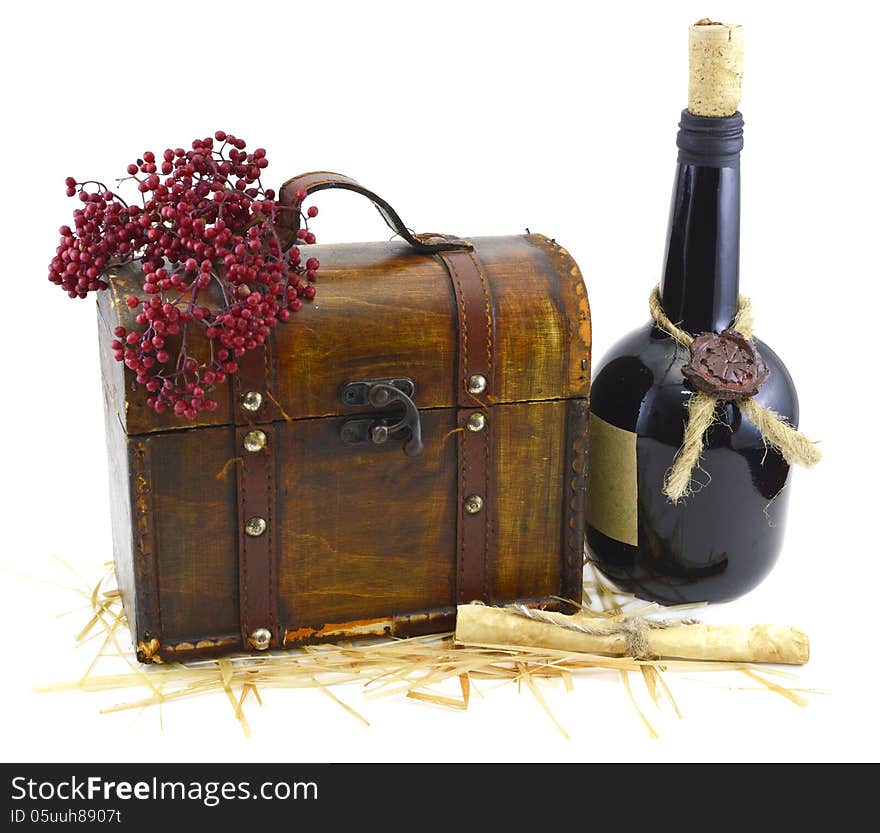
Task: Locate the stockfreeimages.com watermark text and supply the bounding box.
[10,775,317,808]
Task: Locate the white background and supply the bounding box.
[1,0,877,763]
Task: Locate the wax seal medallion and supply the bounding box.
[682,329,770,400]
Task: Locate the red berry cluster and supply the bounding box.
[49,132,318,419]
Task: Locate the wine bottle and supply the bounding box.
[586,21,800,604]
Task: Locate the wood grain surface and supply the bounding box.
[97,233,591,659]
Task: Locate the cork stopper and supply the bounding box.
[688,19,744,117]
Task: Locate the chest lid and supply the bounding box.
[98,174,590,437]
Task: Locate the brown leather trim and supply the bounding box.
[156,634,240,662]
[440,250,495,408]
[129,438,162,659]
[235,421,279,650]
[232,343,278,426]
[561,398,589,602]
[277,171,472,254]
[440,247,496,605]
[147,597,577,663]
[456,408,492,603]
[231,342,281,649]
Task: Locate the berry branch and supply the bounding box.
[49,131,319,420]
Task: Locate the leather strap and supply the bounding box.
[440,250,495,408]
[456,407,492,603]
[235,422,278,650]
[440,249,496,604]
[277,171,473,254]
[233,344,279,650]
[232,341,278,426]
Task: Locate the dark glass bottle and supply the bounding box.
[585,110,799,605]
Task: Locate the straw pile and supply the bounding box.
[38,561,817,738]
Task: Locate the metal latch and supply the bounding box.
[339,377,423,456]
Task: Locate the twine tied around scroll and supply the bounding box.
[649,285,821,503]
[505,603,699,660]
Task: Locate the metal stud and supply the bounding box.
[371,425,389,445]
[466,374,487,395]
[466,412,487,432]
[463,494,484,515]
[249,628,272,651]
[243,429,268,453]
[244,516,267,537]
[371,387,392,406]
[241,390,263,412]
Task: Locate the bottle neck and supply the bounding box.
[660,110,743,335]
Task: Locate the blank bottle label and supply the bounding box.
[586,413,638,546]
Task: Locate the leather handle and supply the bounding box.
[277,171,472,254]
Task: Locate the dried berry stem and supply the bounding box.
[50,132,322,420]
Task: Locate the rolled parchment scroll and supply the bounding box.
[455,604,809,665]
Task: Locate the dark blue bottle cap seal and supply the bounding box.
[677,110,744,168]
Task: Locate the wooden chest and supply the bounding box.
[97,173,591,663]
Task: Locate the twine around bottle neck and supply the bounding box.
[650,285,753,343]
